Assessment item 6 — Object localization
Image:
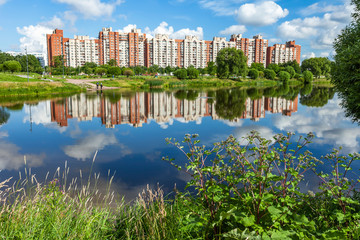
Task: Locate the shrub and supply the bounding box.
[264,69,276,80]
[174,69,188,80]
[248,69,259,79]
[123,69,134,77]
[187,67,199,79]
[303,70,313,83]
[285,66,296,78]
[278,71,290,82]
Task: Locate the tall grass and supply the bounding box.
[0,155,183,239]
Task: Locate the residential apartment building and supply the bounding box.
[230,34,268,67]
[47,28,301,69]
[266,41,301,66]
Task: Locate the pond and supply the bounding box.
[0,85,359,201]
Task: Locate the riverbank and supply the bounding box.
[0,72,333,96]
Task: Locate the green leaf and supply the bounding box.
[240,215,255,227]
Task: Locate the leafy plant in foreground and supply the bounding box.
[164,132,360,239]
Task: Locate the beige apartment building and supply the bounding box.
[47,27,301,69]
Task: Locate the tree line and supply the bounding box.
[0,51,43,73]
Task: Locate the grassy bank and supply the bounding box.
[0,82,84,97]
[0,132,359,239]
[95,75,331,90]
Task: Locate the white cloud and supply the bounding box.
[63,11,78,28]
[219,25,246,35]
[320,52,330,57]
[144,22,203,40]
[54,0,123,19]
[277,1,353,49]
[198,0,237,16]
[116,24,138,33]
[235,1,288,26]
[302,52,316,60]
[63,132,118,161]
[0,131,8,139]
[234,125,276,145]
[0,140,45,170]
[0,0,7,6]
[23,101,52,125]
[16,16,64,63]
[272,96,360,153]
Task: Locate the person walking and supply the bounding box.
[96,82,99,89]
[100,83,103,90]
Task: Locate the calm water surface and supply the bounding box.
[0,87,359,200]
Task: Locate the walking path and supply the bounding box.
[65,78,120,90]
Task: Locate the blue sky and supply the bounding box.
[0,0,354,62]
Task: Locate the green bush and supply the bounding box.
[278,71,290,82]
[264,69,276,80]
[174,69,188,80]
[248,69,259,79]
[164,132,360,239]
[123,69,134,77]
[303,70,313,83]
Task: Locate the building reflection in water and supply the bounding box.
[50,92,298,128]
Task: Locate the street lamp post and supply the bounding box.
[25,47,29,82]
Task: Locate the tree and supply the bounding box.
[250,62,265,72]
[3,60,21,73]
[332,0,360,121]
[123,69,134,77]
[266,63,280,73]
[17,55,42,73]
[278,71,290,83]
[248,69,259,80]
[206,61,217,76]
[95,67,107,76]
[285,66,296,78]
[108,59,117,66]
[107,66,122,76]
[187,66,199,79]
[174,69,188,80]
[303,70,313,83]
[264,69,276,80]
[301,57,331,78]
[280,60,301,73]
[216,48,247,79]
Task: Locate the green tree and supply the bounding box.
[17,55,42,73]
[0,107,10,125]
[107,66,122,76]
[123,69,134,77]
[108,59,117,66]
[266,63,280,73]
[280,60,301,73]
[303,70,313,83]
[264,69,276,80]
[332,0,360,121]
[285,66,296,78]
[187,66,199,79]
[206,61,217,76]
[216,48,247,79]
[250,62,265,71]
[0,51,15,64]
[3,60,21,73]
[278,71,290,83]
[301,57,331,78]
[215,89,247,120]
[95,67,107,76]
[174,69,188,80]
[248,69,259,80]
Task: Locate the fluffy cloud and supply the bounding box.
[272,96,360,153]
[0,140,45,170]
[235,1,288,26]
[54,0,123,19]
[277,1,353,49]
[16,16,64,63]
[219,25,246,35]
[144,22,203,40]
[63,132,119,161]
[117,24,138,33]
[234,125,276,145]
[23,101,52,125]
[302,52,316,60]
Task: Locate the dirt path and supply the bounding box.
[65,78,120,90]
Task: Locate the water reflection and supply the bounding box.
[1,85,358,200]
[48,90,299,128]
